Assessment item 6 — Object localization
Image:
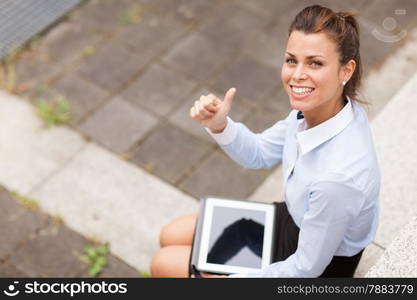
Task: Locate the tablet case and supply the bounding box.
[189,197,279,277]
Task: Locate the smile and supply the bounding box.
[290,85,315,99]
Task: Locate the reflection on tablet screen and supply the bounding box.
[206,206,265,269]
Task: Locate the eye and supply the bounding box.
[285,58,296,64]
[311,60,323,67]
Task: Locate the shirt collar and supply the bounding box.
[296,96,354,156]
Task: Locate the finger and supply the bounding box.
[197,100,214,119]
[223,87,236,108]
[204,95,219,112]
[190,106,202,121]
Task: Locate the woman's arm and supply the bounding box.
[206,111,293,169]
[230,173,365,277]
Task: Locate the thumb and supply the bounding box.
[223,88,236,108]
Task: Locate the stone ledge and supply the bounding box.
[366,216,417,277]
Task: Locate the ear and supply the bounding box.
[340,59,356,83]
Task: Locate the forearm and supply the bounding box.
[206,117,286,169]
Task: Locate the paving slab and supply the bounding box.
[78,97,158,154]
[52,72,109,124]
[210,54,279,103]
[98,255,140,278]
[116,12,188,61]
[242,22,288,69]
[180,150,271,199]
[131,122,213,185]
[77,42,145,92]
[29,143,199,271]
[15,51,61,95]
[38,21,102,66]
[0,189,48,259]
[9,222,89,277]
[151,0,221,25]
[198,2,269,54]
[121,63,197,117]
[69,0,135,35]
[161,32,232,82]
[244,93,292,134]
[0,263,29,277]
[0,91,86,194]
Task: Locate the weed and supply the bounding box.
[82,46,96,57]
[121,3,142,25]
[36,96,72,127]
[11,191,39,210]
[140,270,151,278]
[80,242,109,277]
[0,50,18,93]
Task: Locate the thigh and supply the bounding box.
[160,214,198,247]
[151,245,192,278]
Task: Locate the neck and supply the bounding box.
[303,95,345,129]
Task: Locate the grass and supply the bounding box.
[140,270,151,278]
[121,3,142,25]
[0,50,18,93]
[11,191,39,210]
[82,46,96,57]
[80,242,110,277]
[36,96,72,127]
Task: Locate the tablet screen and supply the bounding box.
[196,197,275,274]
[207,206,265,269]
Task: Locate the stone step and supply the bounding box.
[364,69,417,277]
[0,90,198,272]
[366,215,417,277]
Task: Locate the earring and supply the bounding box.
[342,80,347,86]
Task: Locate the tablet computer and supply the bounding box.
[190,196,277,275]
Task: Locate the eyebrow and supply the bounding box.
[286,52,325,59]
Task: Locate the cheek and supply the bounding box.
[312,69,338,90]
[281,66,291,84]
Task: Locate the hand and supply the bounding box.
[190,88,237,134]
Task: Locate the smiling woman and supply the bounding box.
[282,6,364,129]
[151,5,380,278]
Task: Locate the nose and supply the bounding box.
[292,64,308,81]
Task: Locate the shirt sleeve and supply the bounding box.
[205,111,294,169]
[229,173,365,277]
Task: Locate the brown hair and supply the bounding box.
[288,5,368,105]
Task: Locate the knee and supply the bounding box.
[159,214,197,248]
[150,248,167,277]
[150,246,190,278]
[159,222,176,248]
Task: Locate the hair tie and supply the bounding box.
[336,13,346,21]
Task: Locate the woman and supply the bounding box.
[151,5,380,278]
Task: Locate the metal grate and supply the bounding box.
[0,0,82,59]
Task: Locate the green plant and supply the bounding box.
[121,3,142,25]
[82,46,96,57]
[140,270,151,278]
[36,96,71,127]
[11,191,39,210]
[80,242,109,277]
[0,50,18,93]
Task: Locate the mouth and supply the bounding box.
[289,85,315,99]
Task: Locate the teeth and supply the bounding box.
[291,86,314,94]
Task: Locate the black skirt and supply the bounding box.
[273,201,364,277]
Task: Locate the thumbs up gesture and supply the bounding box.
[190,88,236,133]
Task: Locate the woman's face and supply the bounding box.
[281,30,346,115]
